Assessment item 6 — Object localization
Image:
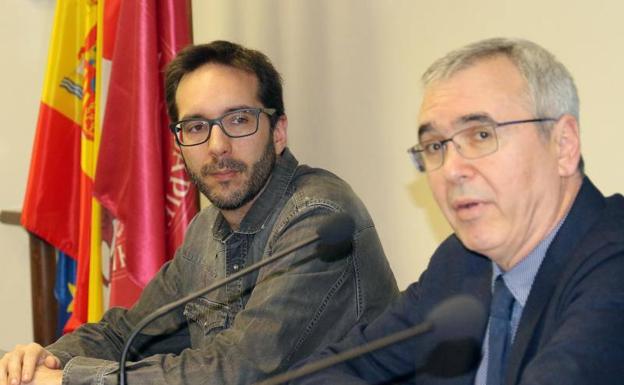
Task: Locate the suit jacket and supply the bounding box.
[293,177,624,385]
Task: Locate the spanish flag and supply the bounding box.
[21,0,103,332]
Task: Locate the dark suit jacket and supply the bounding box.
[293,177,624,385]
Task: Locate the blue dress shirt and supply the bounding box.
[474,220,564,385]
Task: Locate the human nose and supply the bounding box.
[439,140,474,181]
[205,122,231,156]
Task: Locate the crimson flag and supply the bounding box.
[95,0,197,308]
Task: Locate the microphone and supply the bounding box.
[256,295,486,385]
[118,212,355,385]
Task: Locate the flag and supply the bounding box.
[21,0,103,332]
[95,0,197,308]
[54,252,77,337]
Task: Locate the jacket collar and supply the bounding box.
[212,148,298,241]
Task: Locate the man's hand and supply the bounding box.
[26,366,62,385]
[0,344,60,385]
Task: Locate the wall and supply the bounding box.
[0,0,55,348]
[191,0,624,289]
[1,0,623,346]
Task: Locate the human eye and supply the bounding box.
[225,110,253,126]
[181,120,208,134]
[422,141,443,154]
[465,125,494,142]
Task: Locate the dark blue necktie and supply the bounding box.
[486,276,515,385]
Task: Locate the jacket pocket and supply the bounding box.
[183,297,229,346]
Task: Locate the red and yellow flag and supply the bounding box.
[22,0,196,332]
[21,0,103,331]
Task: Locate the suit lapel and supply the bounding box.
[505,178,606,385]
[420,236,492,385]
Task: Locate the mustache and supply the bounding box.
[200,157,247,176]
[447,185,489,202]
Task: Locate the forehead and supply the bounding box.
[418,56,531,134]
[175,63,261,118]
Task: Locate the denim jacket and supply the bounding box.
[47,148,398,385]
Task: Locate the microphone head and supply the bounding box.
[421,295,486,378]
[426,295,486,341]
[315,212,355,262]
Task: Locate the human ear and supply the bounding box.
[552,114,581,177]
[272,114,288,154]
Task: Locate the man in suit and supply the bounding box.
[292,37,624,384]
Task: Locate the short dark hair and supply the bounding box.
[165,40,285,127]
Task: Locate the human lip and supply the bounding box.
[208,169,238,181]
[451,198,488,220]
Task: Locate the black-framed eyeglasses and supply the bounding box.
[407,118,557,172]
[169,107,276,146]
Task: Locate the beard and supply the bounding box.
[187,138,277,211]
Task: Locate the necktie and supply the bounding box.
[486,276,515,385]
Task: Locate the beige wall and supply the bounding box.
[0,1,55,348]
[192,0,624,289]
[2,0,623,346]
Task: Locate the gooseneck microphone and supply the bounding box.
[118,213,355,385]
[256,295,486,385]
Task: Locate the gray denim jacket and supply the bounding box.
[47,148,398,385]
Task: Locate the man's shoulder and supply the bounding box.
[552,190,624,287]
[288,165,368,216]
[603,192,624,234]
[291,165,352,197]
[582,192,624,258]
[578,191,624,248]
[419,234,492,296]
[551,179,624,261]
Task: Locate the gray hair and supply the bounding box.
[422,37,580,123]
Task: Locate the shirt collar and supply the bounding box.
[212,147,298,241]
[492,218,565,307]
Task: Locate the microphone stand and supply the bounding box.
[255,294,485,385]
[118,236,320,385]
[255,322,433,385]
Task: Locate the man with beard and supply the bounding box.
[0,41,398,385]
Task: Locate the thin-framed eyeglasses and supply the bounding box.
[170,107,276,146]
[407,117,557,172]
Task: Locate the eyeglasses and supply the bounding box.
[170,107,276,146]
[407,118,556,172]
